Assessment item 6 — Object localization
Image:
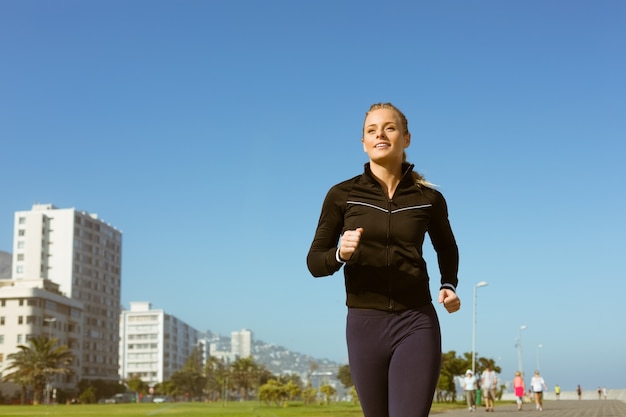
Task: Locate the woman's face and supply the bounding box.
[362,108,410,165]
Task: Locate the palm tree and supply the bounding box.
[2,335,74,404]
[230,357,261,400]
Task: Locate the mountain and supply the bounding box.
[252,338,340,376]
[201,330,341,377]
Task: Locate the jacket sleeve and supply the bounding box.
[306,186,346,277]
[427,190,459,291]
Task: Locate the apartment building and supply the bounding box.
[119,302,199,385]
[11,204,122,381]
[231,328,252,358]
[0,278,83,398]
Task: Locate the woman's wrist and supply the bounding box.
[335,248,347,263]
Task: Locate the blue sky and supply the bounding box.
[2,0,625,391]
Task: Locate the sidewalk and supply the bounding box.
[432,400,626,417]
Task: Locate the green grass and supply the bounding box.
[0,400,465,417]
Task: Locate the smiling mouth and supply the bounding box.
[375,143,390,148]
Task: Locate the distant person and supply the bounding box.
[530,370,548,411]
[463,370,477,411]
[513,371,526,411]
[554,384,560,399]
[307,102,461,417]
[603,386,608,400]
[597,387,602,400]
[577,384,582,400]
[475,379,483,409]
[480,365,497,412]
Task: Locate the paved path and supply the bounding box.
[433,400,626,417]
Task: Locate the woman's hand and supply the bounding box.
[438,289,461,313]
[338,228,363,261]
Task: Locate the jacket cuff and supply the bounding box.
[335,248,346,264]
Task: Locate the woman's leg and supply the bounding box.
[347,308,392,417]
[387,305,441,417]
[346,305,441,417]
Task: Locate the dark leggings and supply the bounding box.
[346,304,441,417]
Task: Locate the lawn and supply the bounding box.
[0,401,464,417]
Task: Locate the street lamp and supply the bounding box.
[517,325,527,377]
[536,344,543,371]
[472,281,488,374]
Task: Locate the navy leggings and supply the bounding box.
[346,304,442,417]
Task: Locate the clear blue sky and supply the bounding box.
[2,0,625,391]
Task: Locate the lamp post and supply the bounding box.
[517,325,527,377]
[536,344,543,371]
[472,281,488,374]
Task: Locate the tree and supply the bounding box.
[169,349,207,401]
[301,382,317,406]
[126,375,147,397]
[230,356,263,400]
[319,384,336,405]
[258,379,288,406]
[337,364,353,388]
[77,379,125,403]
[349,386,359,405]
[437,350,465,402]
[2,336,74,405]
[204,356,228,401]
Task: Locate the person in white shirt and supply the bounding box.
[462,370,477,411]
[480,365,497,412]
[530,370,548,411]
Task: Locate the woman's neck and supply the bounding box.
[369,161,403,199]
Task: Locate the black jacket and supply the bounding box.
[307,163,459,311]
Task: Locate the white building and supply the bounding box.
[231,329,252,358]
[119,302,199,385]
[11,204,122,381]
[0,278,83,398]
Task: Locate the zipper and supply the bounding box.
[387,164,413,311]
[386,196,393,311]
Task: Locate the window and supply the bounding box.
[17,241,24,249]
[0,335,4,344]
[0,317,4,325]
[19,217,26,224]
[18,229,25,236]
[17,254,24,261]
[17,334,22,343]
[18,316,23,325]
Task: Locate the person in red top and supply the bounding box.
[513,371,526,410]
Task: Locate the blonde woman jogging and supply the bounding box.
[307,103,461,417]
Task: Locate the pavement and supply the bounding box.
[432,400,626,417]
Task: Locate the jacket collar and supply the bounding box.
[363,162,415,185]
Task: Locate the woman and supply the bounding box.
[513,371,526,410]
[463,370,477,411]
[530,370,548,411]
[307,103,461,417]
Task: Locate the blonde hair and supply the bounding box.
[364,103,434,188]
